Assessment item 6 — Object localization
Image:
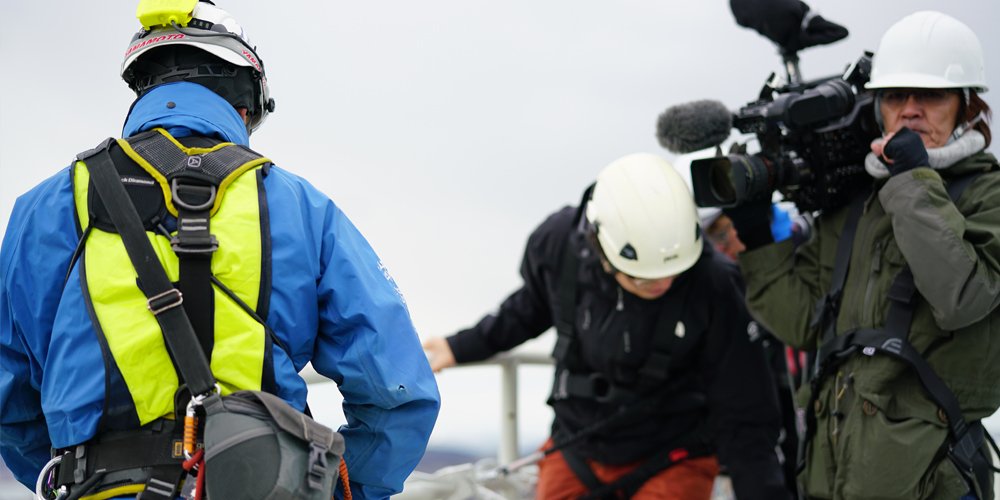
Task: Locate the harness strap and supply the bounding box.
[633,276,693,396]
[561,448,607,499]
[56,433,185,488]
[552,241,580,364]
[79,139,216,396]
[53,418,187,500]
[570,428,715,500]
[810,187,871,345]
[172,180,219,362]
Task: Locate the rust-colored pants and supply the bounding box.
[535,439,719,500]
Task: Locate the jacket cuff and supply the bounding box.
[879,167,941,214]
[447,329,498,364]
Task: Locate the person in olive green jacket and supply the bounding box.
[729,11,1000,500]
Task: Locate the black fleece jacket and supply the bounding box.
[447,205,791,500]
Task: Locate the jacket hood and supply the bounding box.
[122,82,250,146]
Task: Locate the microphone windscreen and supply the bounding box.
[656,100,734,154]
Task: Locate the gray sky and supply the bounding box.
[4,0,1000,457]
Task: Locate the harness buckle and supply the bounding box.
[170,233,219,254]
[307,441,329,490]
[553,369,570,400]
[147,289,184,315]
[170,179,216,212]
[588,373,616,403]
[811,291,840,329]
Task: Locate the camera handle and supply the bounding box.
[780,48,803,85]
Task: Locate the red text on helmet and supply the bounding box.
[241,49,261,72]
[125,34,187,59]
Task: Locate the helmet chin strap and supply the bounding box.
[874,94,885,133]
[950,109,985,144]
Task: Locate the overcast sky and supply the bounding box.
[4,0,1000,461]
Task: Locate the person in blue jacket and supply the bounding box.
[0,3,439,500]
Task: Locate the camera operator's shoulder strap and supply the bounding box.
[810,187,871,345]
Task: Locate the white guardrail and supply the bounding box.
[300,350,554,466]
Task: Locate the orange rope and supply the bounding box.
[338,457,352,500]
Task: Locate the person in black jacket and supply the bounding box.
[423,153,790,500]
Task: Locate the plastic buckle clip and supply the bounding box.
[811,291,840,328]
[552,369,569,400]
[148,289,184,315]
[170,234,219,255]
[307,442,329,490]
[588,373,622,404]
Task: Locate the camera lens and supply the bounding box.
[708,158,737,204]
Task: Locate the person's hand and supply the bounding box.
[730,0,848,52]
[422,337,457,373]
[874,127,929,176]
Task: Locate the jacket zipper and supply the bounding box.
[598,287,624,333]
[863,242,882,326]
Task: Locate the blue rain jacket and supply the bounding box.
[0,82,440,500]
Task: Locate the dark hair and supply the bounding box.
[958,89,993,148]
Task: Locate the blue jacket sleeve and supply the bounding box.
[265,168,440,500]
[1,168,80,490]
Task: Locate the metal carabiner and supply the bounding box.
[183,385,221,460]
[35,455,64,500]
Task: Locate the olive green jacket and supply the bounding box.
[739,152,1000,500]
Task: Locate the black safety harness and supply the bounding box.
[547,197,714,499]
[46,133,286,500]
[805,171,996,498]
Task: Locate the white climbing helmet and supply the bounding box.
[867,11,987,92]
[586,153,703,279]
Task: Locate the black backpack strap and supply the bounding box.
[79,139,216,396]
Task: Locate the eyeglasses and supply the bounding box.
[706,220,734,248]
[623,275,661,287]
[598,255,668,286]
[877,88,960,107]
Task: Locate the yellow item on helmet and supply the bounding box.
[136,0,198,30]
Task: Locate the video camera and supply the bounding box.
[659,52,880,213]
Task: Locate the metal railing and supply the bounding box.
[299,350,555,465]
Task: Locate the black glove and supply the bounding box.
[730,0,848,52]
[880,127,929,176]
[723,199,774,251]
